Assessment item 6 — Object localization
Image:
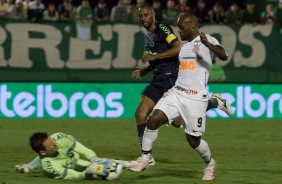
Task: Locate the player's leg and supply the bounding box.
[135,95,156,146]
[130,109,169,172]
[171,92,232,128]
[135,82,164,167]
[135,78,175,146]
[143,108,169,153]
[131,89,178,172]
[207,92,232,116]
[180,98,216,180]
[185,134,216,181]
[210,92,232,116]
[206,97,218,111]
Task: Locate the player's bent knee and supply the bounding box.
[146,120,156,130]
[186,134,201,149]
[147,116,165,130]
[147,118,159,130]
[135,108,150,123]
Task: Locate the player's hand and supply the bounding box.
[86,158,112,176]
[199,31,210,48]
[132,66,149,79]
[15,164,30,173]
[142,54,157,63]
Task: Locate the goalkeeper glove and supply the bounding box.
[86,159,112,176]
[15,164,30,173]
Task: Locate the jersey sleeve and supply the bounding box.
[41,160,89,180]
[26,156,41,170]
[159,24,178,47]
[73,141,97,161]
[62,169,90,180]
[206,34,221,46]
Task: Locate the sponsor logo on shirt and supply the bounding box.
[159,24,171,35]
[179,60,196,71]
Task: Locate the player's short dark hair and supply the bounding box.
[29,132,48,154]
[139,4,153,10]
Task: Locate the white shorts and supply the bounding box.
[154,88,208,136]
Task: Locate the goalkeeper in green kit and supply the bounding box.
[15,132,131,180]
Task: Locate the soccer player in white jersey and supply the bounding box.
[130,13,228,181]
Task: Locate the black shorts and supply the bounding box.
[142,76,177,103]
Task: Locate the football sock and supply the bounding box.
[142,128,158,156]
[206,98,218,111]
[137,123,147,146]
[194,139,211,164]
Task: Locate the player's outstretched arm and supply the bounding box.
[199,32,228,61]
[15,156,41,173]
[142,40,181,63]
[206,44,228,61]
[73,140,98,161]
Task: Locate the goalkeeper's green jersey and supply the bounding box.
[40,132,97,180]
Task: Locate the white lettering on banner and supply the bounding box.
[0,84,281,118]
[0,85,15,117]
[67,37,112,69]
[206,86,282,118]
[37,85,44,117]
[237,86,243,118]
[82,92,105,117]
[106,92,124,117]
[267,94,281,118]
[0,24,275,69]
[69,92,84,117]
[67,24,140,69]
[13,92,35,117]
[112,24,139,68]
[0,26,7,67]
[244,86,266,118]
[6,24,64,68]
[45,85,68,117]
[234,24,271,68]
[0,85,124,118]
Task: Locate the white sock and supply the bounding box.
[195,139,211,164]
[141,128,158,157]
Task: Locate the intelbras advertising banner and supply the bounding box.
[0,83,281,119]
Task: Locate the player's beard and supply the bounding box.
[142,22,150,28]
[142,20,153,30]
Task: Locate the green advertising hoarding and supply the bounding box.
[0,83,281,119]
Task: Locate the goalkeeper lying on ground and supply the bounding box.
[15,132,131,180]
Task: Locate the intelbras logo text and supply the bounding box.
[0,84,281,118]
[207,86,282,118]
[0,85,124,118]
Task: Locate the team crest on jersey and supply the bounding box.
[150,41,154,47]
[192,43,201,53]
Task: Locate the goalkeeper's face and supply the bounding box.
[41,137,59,157]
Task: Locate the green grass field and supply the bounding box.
[0,119,281,184]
